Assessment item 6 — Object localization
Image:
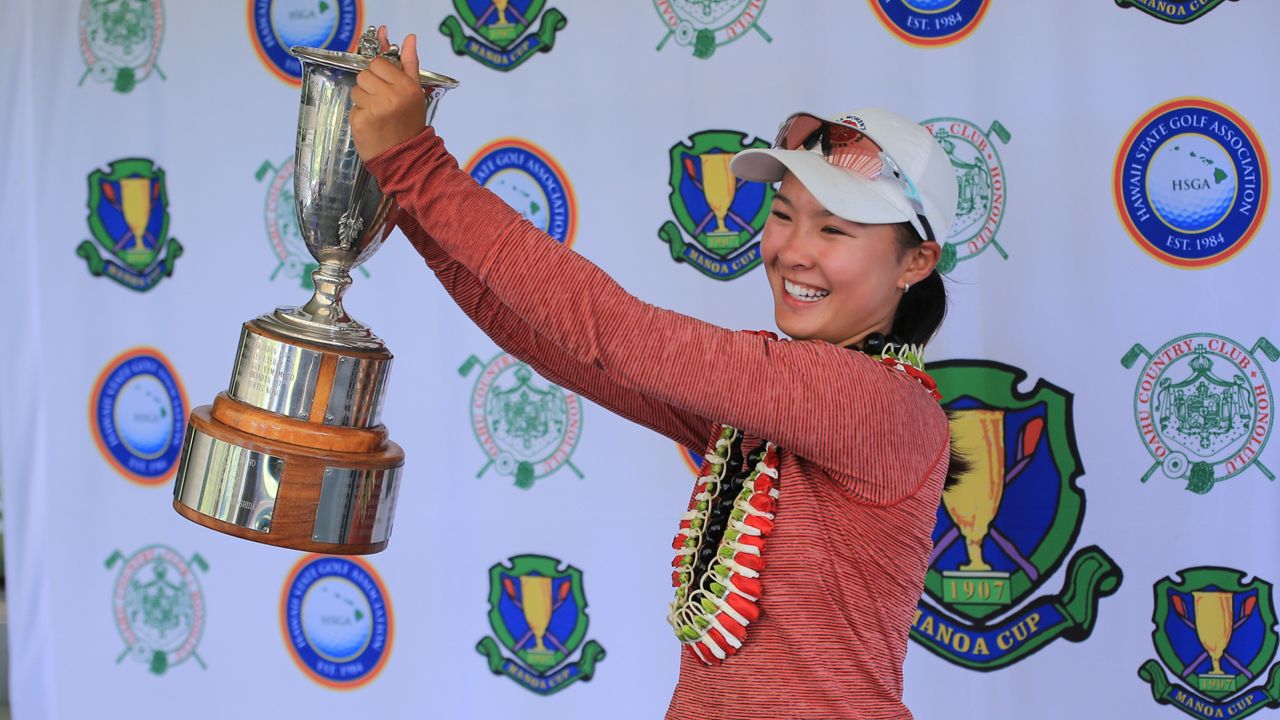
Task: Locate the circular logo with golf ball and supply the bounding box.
[91,347,187,485]
[249,0,361,86]
[282,555,393,688]
[1114,98,1269,268]
[464,138,577,248]
[869,0,990,47]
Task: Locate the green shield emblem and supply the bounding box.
[77,158,182,291]
[453,0,545,48]
[487,555,589,673]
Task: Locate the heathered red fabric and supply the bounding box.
[367,129,951,720]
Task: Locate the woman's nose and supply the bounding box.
[773,226,816,268]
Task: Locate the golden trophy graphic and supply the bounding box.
[520,575,555,660]
[1193,590,1235,689]
[699,153,739,252]
[941,408,1013,605]
[119,177,154,263]
[486,0,520,43]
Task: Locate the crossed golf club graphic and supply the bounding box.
[101,178,160,253]
[682,154,752,236]
[927,416,1045,579]
[503,575,574,655]
[1170,592,1259,681]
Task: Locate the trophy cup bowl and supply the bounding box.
[943,408,1007,572]
[171,27,458,554]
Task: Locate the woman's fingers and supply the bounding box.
[401,33,419,79]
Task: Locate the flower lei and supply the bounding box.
[665,330,939,666]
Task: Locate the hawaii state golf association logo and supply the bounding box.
[78,0,165,94]
[282,555,393,688]
[249,0,361,85]
[1116,0,1244,24]
[911,360,1122,670]
[77,158,183,292]
[476,554,607,694]
[465,138,577,247]
[653,0,771,59]
[459,352,583,489]
[107,545,207,676]
[658,130,774,281]
[869,0,990,48]
[440,1,567,71]
[91,347,187,486]
[922,117,1011,273]
[1114,98,1269,268]
[1122,334,1277,494]
[1139,567,1280,720]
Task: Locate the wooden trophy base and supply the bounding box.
[173,320,403,554]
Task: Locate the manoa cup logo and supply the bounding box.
[249,0,361,85]
[440,1,567,71]
[658,130,774,281]
[282,555,393,688]
[91,347,187,486]
[77,158,183,292]
[459,353,583,489]
[1138,567,1280,720]
[78,0,165,93]
[476,555,607,694]
[653,0,771,59]
[869,0,991,48]
[1114,98,1269,268]
[465,139,577,248]
[923,118,1011,273]
[1116,0,1244,24]
[1122,334,1276,494]
[256,154,369,289]
[911,361,1122,670]
[107,545,207,676]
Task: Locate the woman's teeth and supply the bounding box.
[784,278,830,302]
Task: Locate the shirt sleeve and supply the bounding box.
[367,128,949,504]
[394,210,715,453]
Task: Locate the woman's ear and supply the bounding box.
[903,240,941,286]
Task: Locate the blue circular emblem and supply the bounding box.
[91,348,186,485]
[465,138,577,247]
[282,555,392,688]
[870,0,989,46]
[249,0,361,85]
[1114,98,1269,268]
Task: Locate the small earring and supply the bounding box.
[902,282,910,293]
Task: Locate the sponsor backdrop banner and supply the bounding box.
[1,1,1277,718]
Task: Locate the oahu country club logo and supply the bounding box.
[459,353,584,489]
[1122,334,1277,494]
[911,360,1122,670]
[77,158,183,291]
[658,130,774,281]
[79,0,165,93]
[1138,567,1280,720]
[107,545,207,676]
[653,0,770,59]
[465,138,577,247]
[249,0,361,85]
[869,0,991,48]
[281,555,393,688]
[440,1,567,71]
[1116,0,1244,24]
[476,554,607,694]
[91,347,187,486]
[1114,98,1268,268]
[922,117,1011,273]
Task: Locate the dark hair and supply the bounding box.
[888,222,947,346]
[886,222,967,490]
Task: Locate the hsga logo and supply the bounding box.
[249,0,361,85]
[1114,98,1269,269]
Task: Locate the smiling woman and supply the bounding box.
[351,26,960,720]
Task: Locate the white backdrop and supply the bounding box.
[2,1,1278,718]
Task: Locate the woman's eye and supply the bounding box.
[771,210,791,222]
[821,226,848,236]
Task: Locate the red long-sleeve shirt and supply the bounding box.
[367,128,950,720]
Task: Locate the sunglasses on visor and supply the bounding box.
[773,113,937,244]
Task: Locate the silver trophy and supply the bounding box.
[172,27,458,554]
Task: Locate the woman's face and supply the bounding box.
[761,172,937,346]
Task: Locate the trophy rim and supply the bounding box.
[289,46,460,89]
